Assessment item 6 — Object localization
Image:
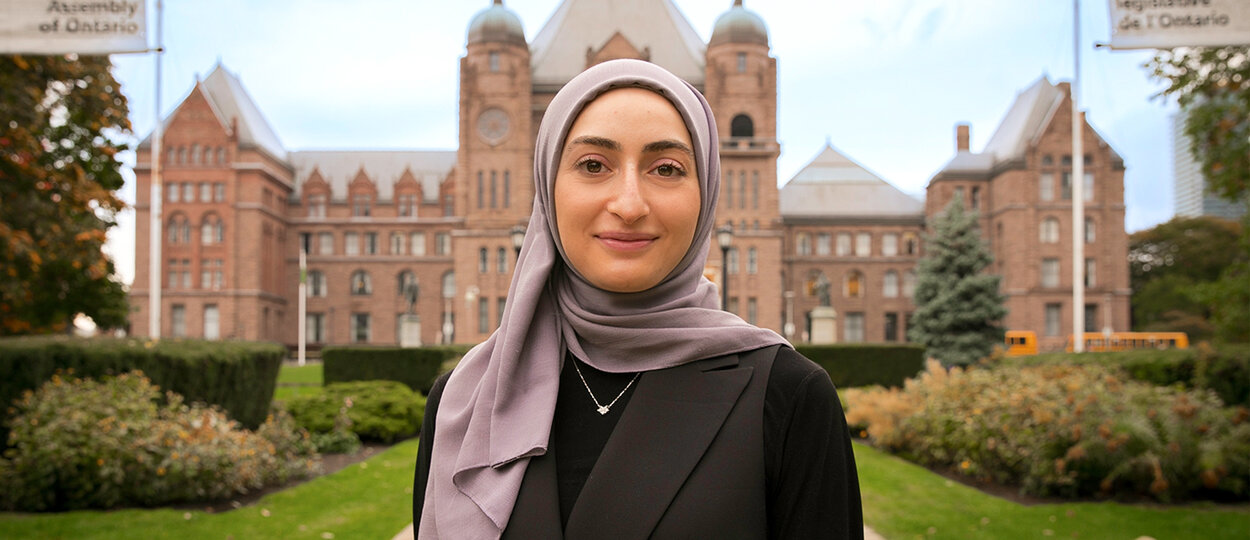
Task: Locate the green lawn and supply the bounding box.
[0,439,419,540]
[856,442,1250,539]
[277,363,323,386]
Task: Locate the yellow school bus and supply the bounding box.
[1004,330,1038,357]
[1065,332,1190,352]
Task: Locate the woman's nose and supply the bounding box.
[605,167,649,224]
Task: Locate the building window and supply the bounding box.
[203,305,220,340]
[352,194,371,217]
[845,313,865,343]
[884,312,899,342]
[752,171,759,210]
[444,195,454,217]
[498,297,507,326]
[171,304,186,338]
[816,233,832,256]
[504,171,511,208]
[882,233,898,256]
[214,183,225,202]
[199,182,211,202]
[309,270,326,297]
[398,194,417,217]
[1084,172,1095,201]
[1040,173,1055,202]
[489,51,500,72]
[855,233,871,257]
[725,169,734,208]
[411,232,426,256]
[1042,258,1060,288]
[727,297,739,315]
[971,186,981,210]
[318,232,333,255]
[738,171,747,209]
[479,248,488,274]
[844,271,864,298]
[747,297,758,325]
[903,233,918,255]
[1085,303,1098,332]
[497,247,507,274]
[727,247,739,275]
[478,297,489,334]
[747,247,757,274]
[300,232,312,254]
[1040,217,1060,243]
[398,271,417,298]
[1061,172,1072,200]
[345,232,359,255]
[903,270,916,298]
[390,232,405,255]
[183,183,194,202]
[490,171,498,209]
[737,52,746,73]
[201,215,224,245]
[201,259,224,290]
[351,270,372,295]
[351,313,371,343]
[306,313,326,343]
[442,271,456,299]
[1045,303,1062,336]
[435,233,450,255]
[363,232,378,255]
[190,144,200,165]
[834,233,849,256]
[730,114,754,138]
[168,184,180,203]
[211,259,223,289]
[883,270,899,298]
[796,233,811,256]
[477,171,484,210]
[1085,258,1096,288]
[1085,218,1096,243]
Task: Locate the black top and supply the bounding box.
[412,347,863,539]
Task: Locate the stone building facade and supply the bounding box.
[128,0,1130,353]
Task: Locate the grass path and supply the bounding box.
[856,442,1250,539]
[0,439,418,540]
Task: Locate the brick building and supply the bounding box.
[128,0,1130,353]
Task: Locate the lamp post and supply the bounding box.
[510,225,526,258]
[716,225,734,312]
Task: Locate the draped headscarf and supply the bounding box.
[419,59,787,539]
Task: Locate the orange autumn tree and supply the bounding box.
[0,54,129,334]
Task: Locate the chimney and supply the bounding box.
[956,123,970,152]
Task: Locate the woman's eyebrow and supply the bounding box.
[643,139,694,158]
[566,135,620,152]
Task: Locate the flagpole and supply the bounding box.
[1071,0,1086,352]
[298,249,307,366]
[148,0,164,339]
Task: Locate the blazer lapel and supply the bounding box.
[564,354,754,539]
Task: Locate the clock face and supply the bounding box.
[477,107,510,145]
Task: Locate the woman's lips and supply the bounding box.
[596,232,657,251]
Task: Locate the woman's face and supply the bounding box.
[554,87,701,293]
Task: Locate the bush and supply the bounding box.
[0,336,283,435]
[0,371,319,512]
[1010,344,1250,407]
[283,380,425,443]
[795,344,925,388]
[846,361,1250,501]
[322,345,471,395]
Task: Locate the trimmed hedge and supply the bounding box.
[322,345,472,394]
[1006,344,1250,407]
[794,344,925,388]
[0,336,283,432]
[283,380,426,443]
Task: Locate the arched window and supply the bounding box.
[479,247,488,274]
[441,271,456,299]
[216,147,227,165]
[398,271,417,298]
[177,146,187,164]
[497,247,507,273]
[166,214,189,244]
[201,214,224,245]
[190,144,200,165]
[1040,217,1060,244]
[844,271,864,298]
[351,270,372,295]
[308,270,327,297]
[730,114,754,138]
[883,270,899,298]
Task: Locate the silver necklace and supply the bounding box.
[571,360,640,415]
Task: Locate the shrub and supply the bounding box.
[795,344,925,388]
[0,336,283,435]
[846,361,1250,501]
[0,371,319,512]
[283,380,425,443]
[322,345,471,394]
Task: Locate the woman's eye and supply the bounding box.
[655,163,685,177]
[578,159,604,173]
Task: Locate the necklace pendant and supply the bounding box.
[597,405,610,415]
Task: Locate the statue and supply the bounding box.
[813,273,832,307]
[404,281,420,314]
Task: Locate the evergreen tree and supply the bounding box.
[907,197,1006,366]
[0,55,130,335]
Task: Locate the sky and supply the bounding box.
[105,0,1179,287]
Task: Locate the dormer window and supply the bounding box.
[352,194,371,217]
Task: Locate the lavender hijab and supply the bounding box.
[419,59,786,539]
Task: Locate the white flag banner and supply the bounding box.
[1108,0,1250,50]
[0,0,147,54]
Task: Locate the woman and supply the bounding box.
[414,59,862,539]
